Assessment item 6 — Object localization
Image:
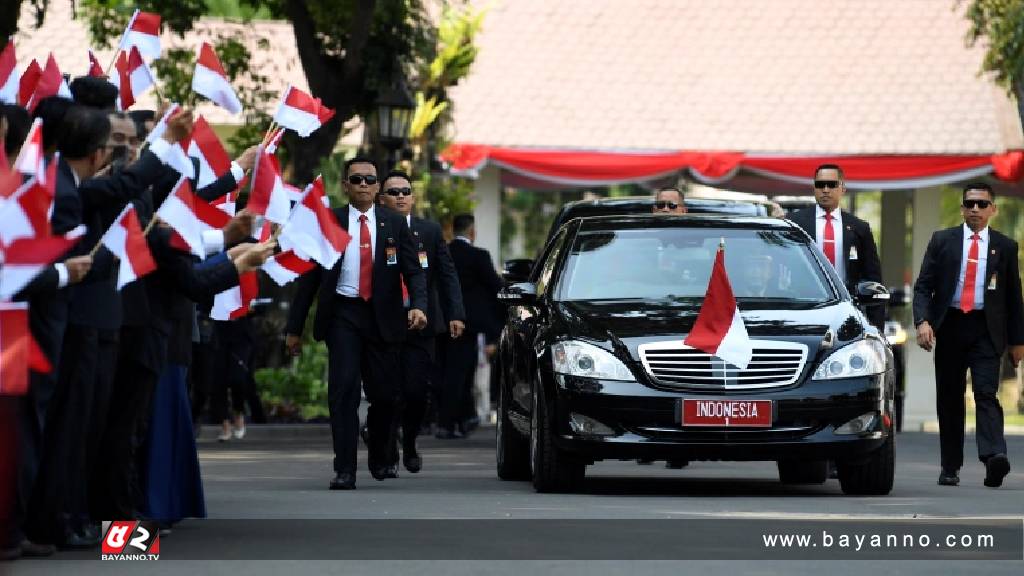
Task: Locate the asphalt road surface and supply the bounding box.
[11,428,1023,575]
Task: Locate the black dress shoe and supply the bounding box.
[329,472,356,490]
[937,469,960,486]
[19,539,56,557]
[665,460,689,469]
[370,464,398,481]
[435,427,464,440]
[60,529,102,550]
[984,454,1010,488]
[403,452,423,473]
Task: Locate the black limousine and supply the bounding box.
[496,214,895,495]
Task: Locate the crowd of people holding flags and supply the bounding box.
[0,9,386,559]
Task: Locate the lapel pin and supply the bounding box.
[991,249,996,255]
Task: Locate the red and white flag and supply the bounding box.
[100,204,157,290]
[0,302,52,396]
[683,243,753,369]
[26,54,72,111]
[112,46,156,110]
[87,50,104,77]
[17,59,41,107]
[144,104,194,176]
[247,148,291,224]
[12,118,43,178]
[210,271,258,321]
[155,177,230,259]
[0,40,18,104]
[186,116,231,188]
[0,176,53,245]
[118,9,162,60]
[191,42,241,114]
[0,236,78,300]
[272,85,335,137]
[261,250,316,286]
[145,103,181,145]
[279,175,349,269]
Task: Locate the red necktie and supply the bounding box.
[822,212,836,267]
[358,214,372,301]
[960,233,980,312]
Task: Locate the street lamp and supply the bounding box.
[375,74,415,169]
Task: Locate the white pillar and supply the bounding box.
[473,165,502,265]
[905,187,942,431]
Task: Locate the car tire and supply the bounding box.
[837,435,895,495]
[776,460,828,484]
[530,387,584,493]
[496,371,530,481]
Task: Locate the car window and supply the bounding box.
[536,230,567,295]
[559,227,834,304]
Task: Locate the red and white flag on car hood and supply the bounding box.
[272,85,335,137]
[261,250,316,286]
[100,204,157,290]
[0,40,18,104]
[156,177,230,259]
[0,235,79,300]
[247,149,291,224]
[0,302,52,395]
[210,271,258,320]
[118,9,162,60]
[192,42,241,114]
[279,175,349,269]
[683,243,752,369]
[186,116,231,188]
[112,46,155,110]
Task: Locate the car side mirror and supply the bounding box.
[885,286,908,307]
[498,282,537,305]
[855,281,890,307]
[503,258,534,283]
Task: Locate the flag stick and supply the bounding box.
[260,122,280,146]
[88,214,161,258]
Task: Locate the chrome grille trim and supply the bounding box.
[637,339,808,390]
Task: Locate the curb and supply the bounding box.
[920,422,1024,435]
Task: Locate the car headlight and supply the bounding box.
[551,341,634,381]
[812,338,887,380]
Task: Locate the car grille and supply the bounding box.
[637,340,808,390]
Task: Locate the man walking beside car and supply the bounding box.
[914,182,1022,489]
[788,164,883,328]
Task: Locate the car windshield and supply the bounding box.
[559,226,834,303]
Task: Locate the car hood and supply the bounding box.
[554,300,871,363]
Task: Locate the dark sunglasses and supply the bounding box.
[962,199,992,210]
[385,187,413,197]
[348,174,378,186]
[814,180,840,189]
[654,201,679,210]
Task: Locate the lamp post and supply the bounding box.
[375,74,416,170]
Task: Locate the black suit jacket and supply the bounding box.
[448,238,504,342]
[286,205,428,344]
[913,225,1024,353]
[409,216,465,336]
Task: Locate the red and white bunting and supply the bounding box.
[0,41,18,104]
[261,250,316,286]
[16,59,41,108]
[155,177,230,259]
[683,244,753,369]
[247,149,291,224]
[279,175,349,269]
[100,204,157,290]
[192,42,241,114]
[0,302,52,396]
[12,118,43,178]
[0,236,78,300]
[186,116,231,188]
[272,85,335,137]
[26,54,72,112]
[210,271,258,321]
[87,50,104,77]
[118,9,162,61]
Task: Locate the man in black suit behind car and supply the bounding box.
[285,157,428,490]
[787,164,883,327]
[914,182,1023,489]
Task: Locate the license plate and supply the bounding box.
[681,399,772,427]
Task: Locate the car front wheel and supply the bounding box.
[530,387,585,493]
[837,435,895,495]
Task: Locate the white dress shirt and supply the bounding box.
[814,204,845,283]
[336,205,377,296]
[951,224,989,310]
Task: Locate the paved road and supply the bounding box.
[12,429,1023,575]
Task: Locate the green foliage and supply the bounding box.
[254,341,330,421]
[78,0,206,46]
[418,172,475,224]
[964,0,1024,93]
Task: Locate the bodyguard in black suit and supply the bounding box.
[376,170,465,472]
[787,164,883,327]
[439,214,505,438]
[914,182,1022,489]
[285,157,428,490]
